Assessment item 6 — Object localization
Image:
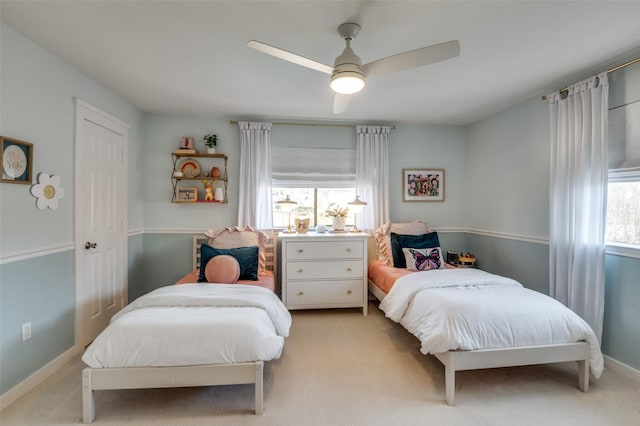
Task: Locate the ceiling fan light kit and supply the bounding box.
[248,22,460,113]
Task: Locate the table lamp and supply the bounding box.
[277,195,298,233]
[348,195,367,233]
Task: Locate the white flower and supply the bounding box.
[30,173,65,210]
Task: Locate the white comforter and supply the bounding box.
[82,284,292,368]
[379,268,603,378]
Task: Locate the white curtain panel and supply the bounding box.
[356,125,390,231]
[548,72,608,342]
[237,121,273,229]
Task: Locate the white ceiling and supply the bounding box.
[3,1,640,125]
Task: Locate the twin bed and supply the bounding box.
[81,227,289,423]
[82,222,604,422]
[368,221,603,405]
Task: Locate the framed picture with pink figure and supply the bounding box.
[402,168,445,202]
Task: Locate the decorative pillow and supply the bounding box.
[204,255,240,283]
[390,231,441,268]
[199,244,259,282]
[205,226,268,275]
[374,221,432,266]
[402,247,445,271]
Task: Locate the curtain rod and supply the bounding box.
[229,120,395,129]
[541,56,640,100]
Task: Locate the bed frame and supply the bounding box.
[368,280,591,405]
[82,362,263,423]
[82,231,279,423]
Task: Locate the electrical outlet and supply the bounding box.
[21,322,31,342]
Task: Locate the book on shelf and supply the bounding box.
[173,149,197,155]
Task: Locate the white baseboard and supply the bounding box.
[0,345,81,411]
[604,355,640,384]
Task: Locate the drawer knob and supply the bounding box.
[346,248,351,253]
[347,290,352,294]
[297,291,304,296]
[297,269,304,273]
[297,249,304,253]
[346,267,352,272]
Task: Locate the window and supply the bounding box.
[273,187,356,229]
[606,100,640,248]
[271,146,356,230]
[606,169,640,247]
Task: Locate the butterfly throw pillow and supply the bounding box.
[402,247,445,271]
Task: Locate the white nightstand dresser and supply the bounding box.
[280,232,369,315]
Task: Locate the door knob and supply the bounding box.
[85,242,97,250]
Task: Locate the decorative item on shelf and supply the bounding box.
[316,224,328,233]
[201,179,215,201]
[179,136,195,151]
[30,172,65,210]
[325,204,349,232]
[210,166,221,178]
[178,158,201,178]
[446,250,458,265]
[175,187,198,202]
[347,195,367,233]
[295,217,310,234]
[277,195,298,233]
[214,186,225,202]
[204,134,217,154]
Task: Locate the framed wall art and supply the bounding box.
[175,187,198,202]
[1,136,33,184]
[402,168,445,202]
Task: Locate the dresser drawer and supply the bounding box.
[286,280,363,306]
[286,260,363,279]
[285,241,363,260]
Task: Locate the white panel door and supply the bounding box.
[75,100,128,346]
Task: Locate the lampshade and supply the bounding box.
[347,195,367,212]
[276,195,297,212]
[330,71,365,95]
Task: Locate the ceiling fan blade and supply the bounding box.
[333,93,352,114]
[247,40,333,75]
[362,40,460,78]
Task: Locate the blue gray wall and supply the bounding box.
[466,62,640,371]
[1,19,639,400]
[0,23,144,394]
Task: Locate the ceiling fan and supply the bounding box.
[248,23,460,114]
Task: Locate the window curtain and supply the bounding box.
[548,72,608,343]
[237,121,273,229]
[356,125,390,231]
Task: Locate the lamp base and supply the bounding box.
[282,229,296,234]
[350,228,362,233]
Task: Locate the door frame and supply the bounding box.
[73,97,129,348]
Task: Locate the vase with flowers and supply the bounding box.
[325,204,349,231]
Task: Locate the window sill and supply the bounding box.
[605,243,640,259]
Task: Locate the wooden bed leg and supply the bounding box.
[82,368,96,424]
[577,360,589,392]
[255,361,264,415]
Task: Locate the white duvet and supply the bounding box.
[82,284,292,368]
[379,268,603,378]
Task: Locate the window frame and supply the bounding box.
[605,167,640,257]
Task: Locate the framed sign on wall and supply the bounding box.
[1,136,33,184]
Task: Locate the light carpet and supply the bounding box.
[2,302,639,425]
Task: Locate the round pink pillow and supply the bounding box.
[204,255,240,284]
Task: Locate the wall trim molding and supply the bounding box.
[144,228,209,234]
[466,228,549,245]
[605,244,640,259]
[128,228,144,237]
[603,355,640,384]
[0,346,81,411]
[0,242,75,265]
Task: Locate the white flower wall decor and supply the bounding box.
[30,173,65,210]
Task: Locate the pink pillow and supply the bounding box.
[204,255,240,284]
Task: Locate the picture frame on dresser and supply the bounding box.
[402,168,444,202]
